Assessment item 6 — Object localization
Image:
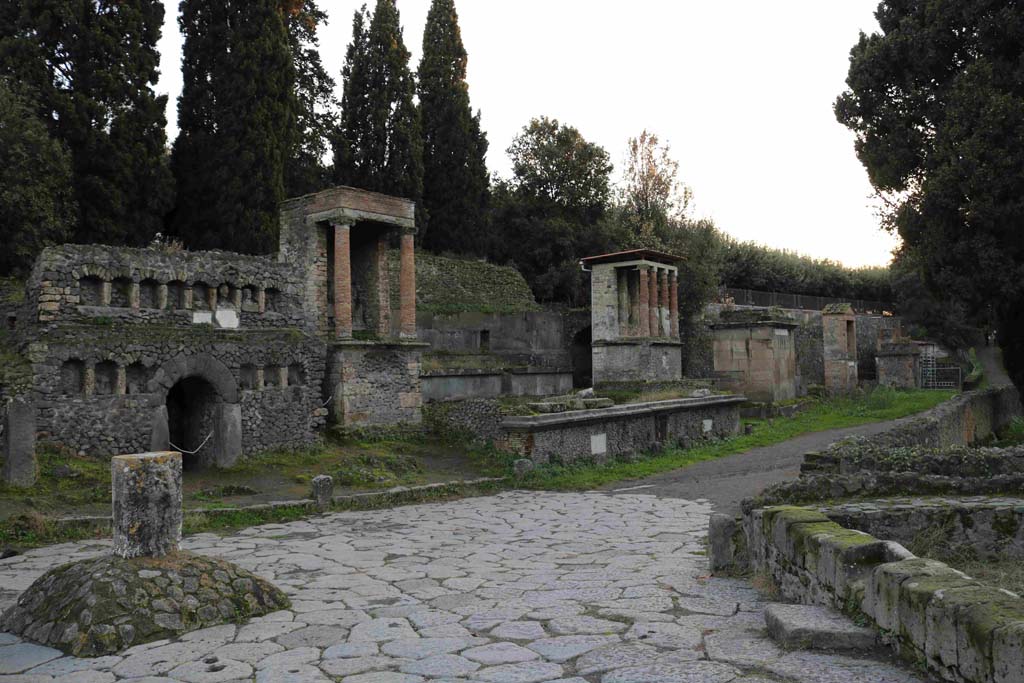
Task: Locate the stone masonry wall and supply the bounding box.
[499,396,743,464]
[327,344,423,427]
[26,244,305,330]
[422,398,505,444]
[30,327,326,457]
[728,505,1024,683]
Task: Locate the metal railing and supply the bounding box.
[720,288,894,315]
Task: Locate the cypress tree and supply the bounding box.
[171,0,295,254]
[418,0,489,253]
[0,0,173,247]
[281,0,338,197]
[333,0,423,205]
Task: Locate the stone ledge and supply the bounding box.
[502,395,746,431]
[764,603,878,651]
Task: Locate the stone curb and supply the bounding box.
[22,477,510,535]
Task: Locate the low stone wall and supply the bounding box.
[801,385,1022,476]
[821,497,1024,562]
[421,368,572,402]
[498,395,744,464]
[422,398,505,444]
[717,504,1024,683]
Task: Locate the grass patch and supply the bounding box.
[908,519,1024,596]
[513,388,955,491]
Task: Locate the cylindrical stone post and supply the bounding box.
[399,231,417,339]
[112,451,182,559]
[333,222,353,339]
[638,268,651,337]
[648,267,660,337]
[669,271,680,338]
[312,474,333,512]
[659,269,670,338]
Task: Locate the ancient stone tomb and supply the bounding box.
[581,249,683,384]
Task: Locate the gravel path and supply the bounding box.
[0,491,923,682]
[599,417,919,516]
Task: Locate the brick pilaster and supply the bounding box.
[375,235,391,338]
[399,230,417,339]
[670,271,680,338]
[638,268,651,337]
[648,267,660,337]
[333,222,353,339]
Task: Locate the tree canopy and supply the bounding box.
[171,0,296,254]
[417,0,489,254]
[0,79,76,276]
[0,0,173,248]
[836,0,1024,380]
[333,0,423,206]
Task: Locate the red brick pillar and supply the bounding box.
[659,269,670,338]
[638,267,651,337]
[648,267,660,337]
[375,235,391,337]
[399,230,417,340]
[333,222,353,339]
[669,271,680,338]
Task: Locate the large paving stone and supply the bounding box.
[764,604,877,651]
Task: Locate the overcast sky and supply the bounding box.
[156,1,898,268]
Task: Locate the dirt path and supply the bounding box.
[600,414,920,516]
[977,345,1012,386]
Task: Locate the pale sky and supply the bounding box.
[156,1,899,268]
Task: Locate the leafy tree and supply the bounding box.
[0,0,173,247]
[171,0,296,254]
[621,130,692,233]
[333,0,423,205]
[835,1,1024,383]
[506,117,613,224]
[280,0,338,196]
[490,117,616,304]
[0,79,76,276]
[418,0,489,254]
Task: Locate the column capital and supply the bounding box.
[329,219,355,230]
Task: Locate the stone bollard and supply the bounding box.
[312,474,333,512]
[513,458,535,478]
[1,396,37,488]
[111,452,183,559]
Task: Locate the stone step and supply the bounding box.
[764,603,878,651]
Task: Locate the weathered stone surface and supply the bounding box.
[1,396,37,488]
[311,475,333,511]
[1,552,289,656]
[764,604,877,651]
[111,452,182,559]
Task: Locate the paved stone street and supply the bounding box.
[0,492,924,683]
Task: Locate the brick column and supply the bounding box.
[257,288,266,314]
[399,230,417,339]
[629,271,640,336]
[659,269,670,338]
[375,235,391,337]
[157,284,169,310]
[648,267,660,337]
[670,271,680,338]
[638,268,651,337]
[333,222,353,339]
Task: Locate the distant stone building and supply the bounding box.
[823,303,859,395]
[582,249,683,384]
[3,187,423,477]
[711,309,799,403]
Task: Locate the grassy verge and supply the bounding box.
[513,388,955,491]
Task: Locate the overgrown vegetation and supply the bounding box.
[511,388,955,491]
[908,520,1024,597]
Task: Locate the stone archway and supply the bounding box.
[148,354,242,468]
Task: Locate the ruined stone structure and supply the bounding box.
[822,303,858,395]
[582,249,683,384]
[711,310,799,403]
[876,332,922,389]
[3,187,422,478]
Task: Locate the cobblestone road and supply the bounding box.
[0,492,924,683]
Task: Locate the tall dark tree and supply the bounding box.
[171,0,295,254]
[0,0,173,247]
[333,0,423,206]
[835,1,1024,385]
[280,0,338,196]
[0,79,76,276]
[418,0,489,253]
